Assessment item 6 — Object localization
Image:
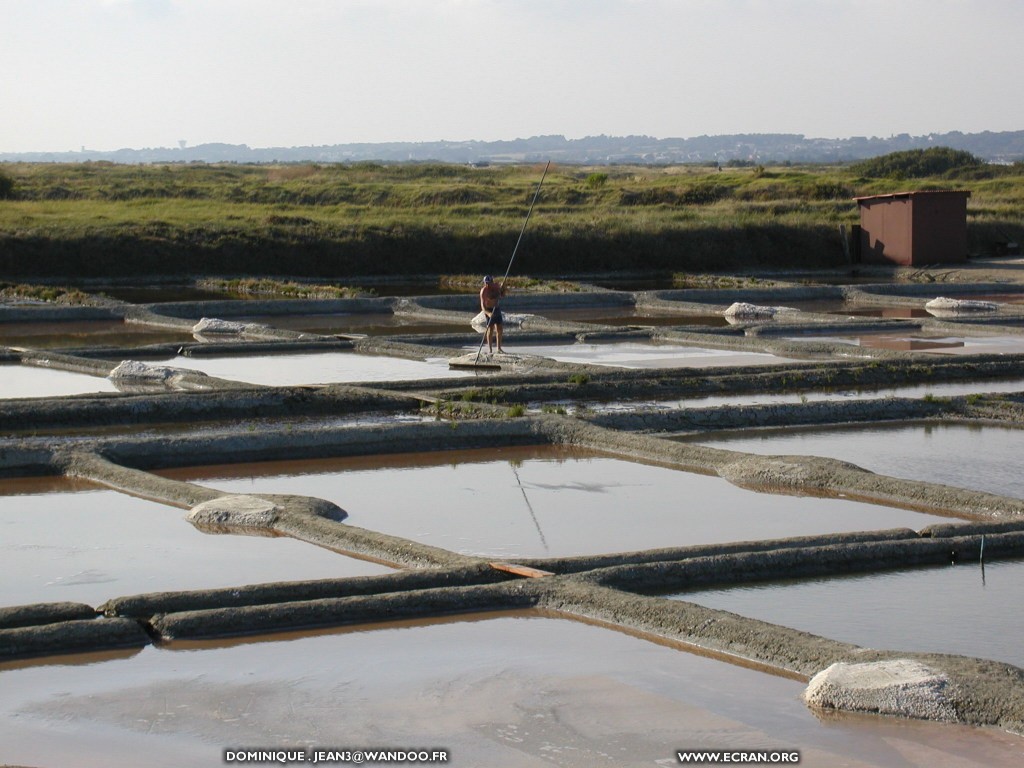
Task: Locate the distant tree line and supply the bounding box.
[4,130,1024,165]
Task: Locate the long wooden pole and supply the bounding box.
[499,160,551,287]
[470,161,551,366]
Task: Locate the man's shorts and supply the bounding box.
[486,307,504,326]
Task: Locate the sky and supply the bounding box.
[2,0,1023,153]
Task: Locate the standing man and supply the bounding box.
[479,275,505,353]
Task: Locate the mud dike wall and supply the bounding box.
[5,279,1024,734]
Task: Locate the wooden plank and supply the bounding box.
[489,562,554,578]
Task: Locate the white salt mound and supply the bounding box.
[109,360,196,381]
[803,659,959,722]
[192,317,248,334]
[188,494,280,528]
[723,302,799,318]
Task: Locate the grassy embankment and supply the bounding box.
[0,159,1022,282]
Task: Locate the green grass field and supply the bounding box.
[1,158,1021,279]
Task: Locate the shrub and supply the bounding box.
[811,182,853,200]
[0,169,14,199]
[851,147,983,179]
[680,183,730,204]
[619,188,680,206]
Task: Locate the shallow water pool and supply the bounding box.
[533,378,1024,416]
[0,319,192,349]
[508,340,799,369]
[0,476,391,609]
[2,612,1021,768]
[667,558,1024,669]
[0,363,117,399]
[683,422,1024,500]
[153,350,472,385]
[784,331,1024,355]
[239,312,468,336]
[160,446,958,560]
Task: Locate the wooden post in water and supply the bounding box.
[840,223,851,263]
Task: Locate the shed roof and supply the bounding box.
[853,190,971,203]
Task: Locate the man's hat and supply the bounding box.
[483,275,493,283]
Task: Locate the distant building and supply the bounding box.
[853,190,971,266]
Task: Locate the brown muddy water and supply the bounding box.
[967,292,1024,304]
[738,298,861,314]
[783,331,1024,355]
[0,476,391,608]
[668,558,1024,669]
[682,423,1024,500]
[238,312,469,336]
[159,446,956,560]
[1,612,1021,768]
[828,307,934,319]
[86,285,245,303]
[534,306,731,327]
[0,319,193,348]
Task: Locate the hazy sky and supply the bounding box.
[3,0,1022,152]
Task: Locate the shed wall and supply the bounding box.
[857,192,969,266]
[859,196,913,266]
[911,193,969,264]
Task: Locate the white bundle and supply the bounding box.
[470,311,531,333]
[109,360,192,381]
[723,302,797,318]
[924,296,998,313]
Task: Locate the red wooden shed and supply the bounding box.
[853,190,971,266]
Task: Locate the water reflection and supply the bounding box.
[0,319,191,349]
[159,446,955,559]
[2,613,1021,768]
[0,477,389,607]
[150,350,471,385]
[668,559,1024,668]
[685,422,1024,500]
[536,378,1024,415]
[0,363,117,399]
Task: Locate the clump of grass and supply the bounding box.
[196,277,374,298]
[568,373,589,385]
[0,282,92,304]
[439,275,581,292]
[427,398,458,420]
[671,273,777,289]
[506,404,526,418]
[459,387,503,403]
[265,164,321,182]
